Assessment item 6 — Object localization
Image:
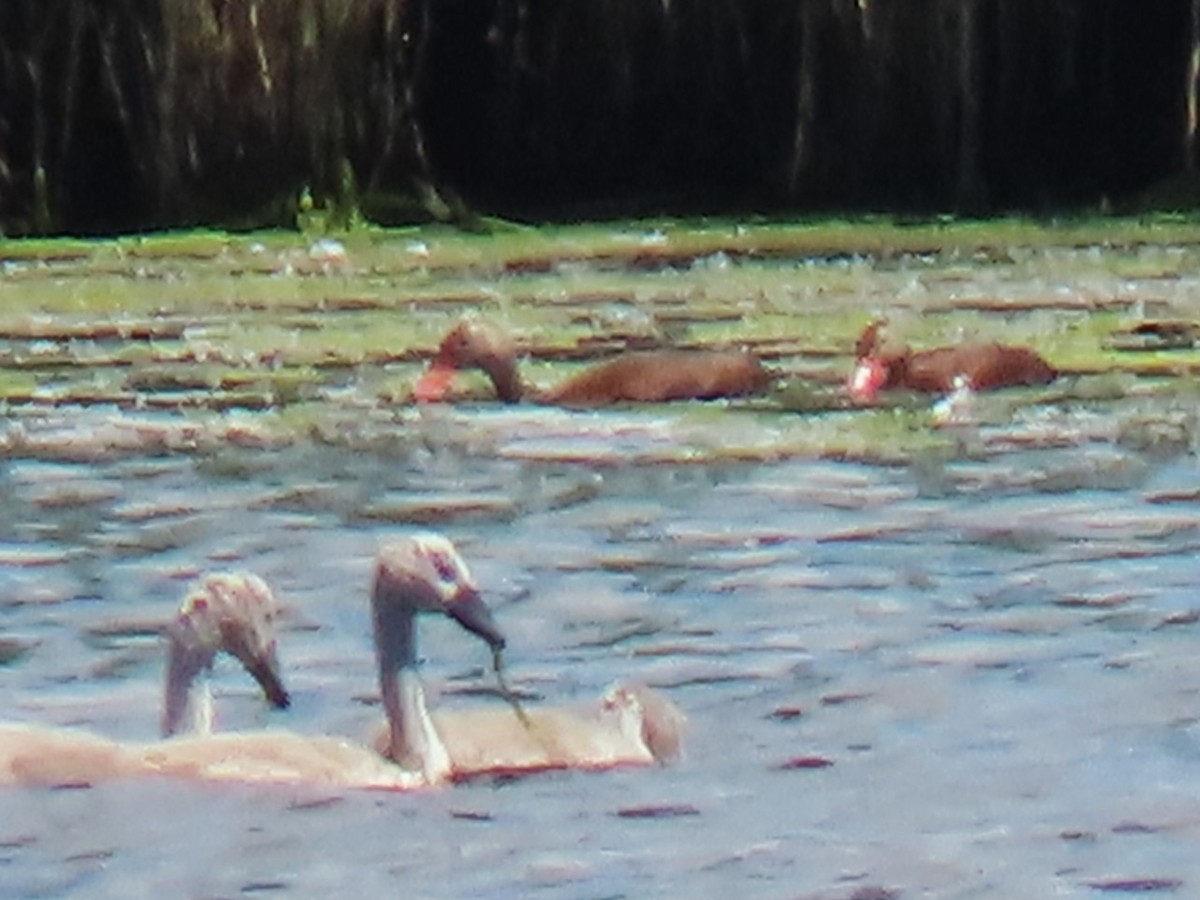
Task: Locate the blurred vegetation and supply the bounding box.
[0,0,1198,234]
[0,0,447,234]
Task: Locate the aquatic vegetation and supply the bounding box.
[0,217,1197,463]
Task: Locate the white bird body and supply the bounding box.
[0,535,684,790]
[0,722,143,787]
[367,534,683,783]
[139,730,423,789]
[0,723,423,790]
[0,682,681,790]
[429,682,683,779]
[0,572,298,789]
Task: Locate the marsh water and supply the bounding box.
[3,224,1200,897]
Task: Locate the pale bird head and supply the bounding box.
[374,533,506,651]
[163,572,290,736]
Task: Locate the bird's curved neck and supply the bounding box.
[480,356,524,403]
[163,643,214,737]
[373,596,451,780]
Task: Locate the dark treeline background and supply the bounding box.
[0,0,1197,235]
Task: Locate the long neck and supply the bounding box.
[480,355,524,403]
[162,642,214,737]
[373,596,451,780]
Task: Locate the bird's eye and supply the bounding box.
[183,596,209,616]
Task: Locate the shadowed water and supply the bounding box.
[0,402,1198,898]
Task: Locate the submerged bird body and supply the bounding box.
[414,319,770,406]
[848,318,1056,402]
[0,723,143,787]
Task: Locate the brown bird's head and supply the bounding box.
[414,320,523,403]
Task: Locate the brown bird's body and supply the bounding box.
[848,318,1057,402]
[414,319,771,406]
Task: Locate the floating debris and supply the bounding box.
[774,755,834,770]
[614,803,700,819]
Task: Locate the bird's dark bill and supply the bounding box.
[246,653,291,710]
[447,590,506,651]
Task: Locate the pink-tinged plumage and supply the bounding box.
[1,539,683,790]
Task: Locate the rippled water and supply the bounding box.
[0,400,1198,898]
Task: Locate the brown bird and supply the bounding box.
[413,318,771,406]
[847,318,1057,402]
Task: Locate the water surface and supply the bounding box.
[4,226,1200,897]
[1,400,1198,898]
